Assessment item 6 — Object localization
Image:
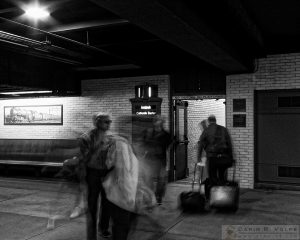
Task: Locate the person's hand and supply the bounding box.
[63,157,79,166]
[197,161,205,167]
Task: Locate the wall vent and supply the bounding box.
[278,166,300,178]
[278,96,300,107]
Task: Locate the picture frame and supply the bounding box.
[4,105,63,125]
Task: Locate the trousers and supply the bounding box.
[86,168,110,240]
[207,156,228,185]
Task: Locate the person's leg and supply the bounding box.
[109,202,132,240]
[155,164,167,204]
[98,183,111,236]
[86,168,102,240]
[217,166,228,184]
[206,157,218,199]
[207,157,218,185]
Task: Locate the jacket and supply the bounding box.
[198,123,233,158]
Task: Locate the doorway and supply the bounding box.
[172,98,226,181]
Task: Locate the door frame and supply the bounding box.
[170,94,226,181]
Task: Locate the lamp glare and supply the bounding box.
[25,6,49,19]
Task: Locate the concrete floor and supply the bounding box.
[0,177,300,240]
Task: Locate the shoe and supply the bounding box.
[156,197,162,205]
[46,218,55,230]
[99,230,111,238]
[70,206,85,219]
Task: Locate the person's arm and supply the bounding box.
[78,134,91,164]
[225,129,233,157]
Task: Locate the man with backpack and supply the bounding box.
[198,115,233,187]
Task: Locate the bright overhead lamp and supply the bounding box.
[24,5,50,20]
[0,90,52,95]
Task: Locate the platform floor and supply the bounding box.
[0,177,299,240]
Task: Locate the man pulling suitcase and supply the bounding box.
[198,115,239,211]
[198,115,234,188]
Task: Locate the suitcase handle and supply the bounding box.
[192,162,204,191]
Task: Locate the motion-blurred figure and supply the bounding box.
[103,115,158,239]
[141,115,173,205]
[63,156,87,219]
[79,112,113,240]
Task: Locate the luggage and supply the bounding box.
[209,161,239,211]
[179,163,206,212]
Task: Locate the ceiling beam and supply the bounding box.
[90,0,254,73]
[0,7,19,14]
[46,19,129,33]
[222,0,264,52]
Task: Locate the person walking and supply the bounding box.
[78,112,113,240]
[142,115,173,205]
[198,115,233,188]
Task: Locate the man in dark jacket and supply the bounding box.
[198,115,233,186]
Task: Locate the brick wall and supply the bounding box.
[227,53,300,188]
[187,99,225,175]
[0,75,170,140]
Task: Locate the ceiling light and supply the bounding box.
[24,5,50,20]
[0,90,52,95]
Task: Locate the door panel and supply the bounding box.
[174,100,188,180]
[256,90,300,185]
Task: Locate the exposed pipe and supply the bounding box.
[0,30,92,63]
[0,31,45,48]
[0,37,81,65]
[0,16,136,64]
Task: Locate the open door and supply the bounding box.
[174,100,189,180]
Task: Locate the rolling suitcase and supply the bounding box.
[179,163,206,212]
[209,161,239,211]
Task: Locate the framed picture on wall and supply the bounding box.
[4,105,63,125]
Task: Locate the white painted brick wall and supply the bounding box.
[227,53,300,189]
[0,75,170,140]
[187,99,225,175]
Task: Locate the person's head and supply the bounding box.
[199,119,208,131]
[207,115,217,125]
[152,115,164,132]
[92,112,112,131]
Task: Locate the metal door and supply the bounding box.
[256,90,300,185]
[174,100,189,180]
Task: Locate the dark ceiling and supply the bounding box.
[0,0,300,95]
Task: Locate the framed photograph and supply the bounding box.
[4,105,63,125]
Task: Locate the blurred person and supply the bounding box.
[47,154,84,230]
[198,115,233,188]
[197,119,208,167]
[103,133,138,240]
[198,119,208,162]
[63,156,87,219]
[141,115,173,205]
[103,115,157,240]
[78,112,113,240]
